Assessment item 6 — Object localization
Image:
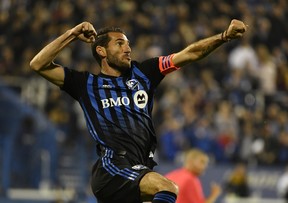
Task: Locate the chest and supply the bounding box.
[87,74,151,111]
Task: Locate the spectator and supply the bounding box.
[165,148,222,203]
[277,131,288,165]
[277,166,288,203]
[233,121,255,164]
[11,115,39,188]
[224,163,250,197]
[256,44,277,106]
[251,123,279,165]
[158,105,188,162]
[214,100,239,160]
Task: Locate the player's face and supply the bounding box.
[105,32,132,71]
[192,155,209,176]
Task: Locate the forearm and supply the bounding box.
[188,33,226,59]
[30,29,76,71]
[173,19,247,67]
[173,33,226,67]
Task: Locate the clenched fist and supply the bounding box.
[222,19,248,41]
[71,22,97,43]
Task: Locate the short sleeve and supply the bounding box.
[136,58,164,88]
[61,67,88,100]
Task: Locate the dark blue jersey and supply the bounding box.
[61,56,179,165]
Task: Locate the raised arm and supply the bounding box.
[172,19,247,67]
[30,22,96,87]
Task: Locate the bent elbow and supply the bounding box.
[29,57,48,72]
[29,58,39,71]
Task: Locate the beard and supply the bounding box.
[106,53,131,73]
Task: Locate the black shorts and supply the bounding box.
[91,148,154,203]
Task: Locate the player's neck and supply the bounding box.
[100,63,123,77]
[100,63,130,77]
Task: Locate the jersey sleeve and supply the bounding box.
[138,54,180,88]
[60,67,88,100]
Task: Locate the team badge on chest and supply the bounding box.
[126,79,139,90]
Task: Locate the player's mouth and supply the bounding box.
[124,55,131,61]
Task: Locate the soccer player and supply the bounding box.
[165,149,222,203]
[30,19,246,203]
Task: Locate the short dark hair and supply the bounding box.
[91,27,125,66]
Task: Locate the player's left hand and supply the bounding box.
[223,19,248,41]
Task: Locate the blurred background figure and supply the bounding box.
[277,166,288,203]
[224,163,250,198]
[165,148,222,203]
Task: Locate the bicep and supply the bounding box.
[35,62,65,87]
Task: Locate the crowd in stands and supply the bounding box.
[1,0,288,172]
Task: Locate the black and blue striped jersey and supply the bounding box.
[61,55,180,165]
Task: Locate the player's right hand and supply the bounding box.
[71,22,97,43]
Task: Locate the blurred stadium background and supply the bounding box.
[0,0,288,202]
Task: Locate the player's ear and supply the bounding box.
[96,46,107,57]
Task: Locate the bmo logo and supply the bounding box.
[100,90,148,109]
[101,97,130,108]
[134,90,148,109]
